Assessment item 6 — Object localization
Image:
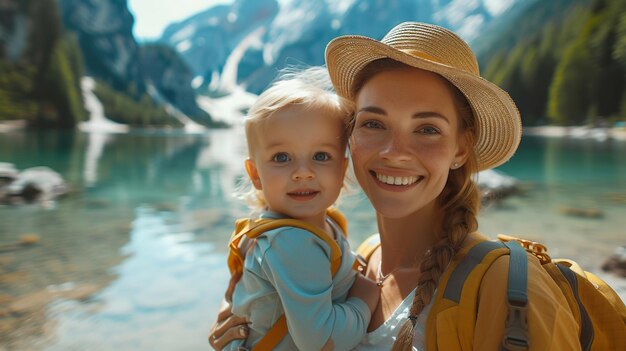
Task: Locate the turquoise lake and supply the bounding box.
[1,129,625,350]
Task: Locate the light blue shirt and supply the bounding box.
[227,211,370,351]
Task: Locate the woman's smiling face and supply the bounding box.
[350,67,469,218]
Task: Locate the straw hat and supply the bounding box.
[325,22,522,171]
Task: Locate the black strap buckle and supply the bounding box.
[502,301,529,351]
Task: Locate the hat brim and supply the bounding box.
[325,35,522,171]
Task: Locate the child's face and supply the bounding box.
[245,105,348,226]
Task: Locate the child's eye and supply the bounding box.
[272,153,290,162]
[418,126,440,135]
[312,152,331,161]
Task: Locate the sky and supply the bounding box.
[128,0,234,40]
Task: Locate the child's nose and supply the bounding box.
[292,163,315,180]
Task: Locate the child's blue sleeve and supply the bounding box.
[260,228,371,351]
[222,339,245,351]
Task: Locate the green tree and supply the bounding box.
[93,81,181,128]
[0,61,37,120]
[36,34,87,127]
[548,0,626,124]
[481,2,590,125]
[548,41,593,124]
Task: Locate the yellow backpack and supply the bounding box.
[355,234,626,351]
[227,208,349,351]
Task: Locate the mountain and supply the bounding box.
[6,0,619,128]
[58,0,144,93]
[57,0,203,127]
[1,0,218,128]
[161,0,525,94]
[140,44,212,125]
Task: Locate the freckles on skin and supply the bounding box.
[347,68,468,217]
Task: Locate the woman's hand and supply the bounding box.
[209,271,249,350]
[208,299,249,350]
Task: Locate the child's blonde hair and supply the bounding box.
[238,66,354,210]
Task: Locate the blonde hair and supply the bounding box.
[238,66,354,210]
[352,58,481,350]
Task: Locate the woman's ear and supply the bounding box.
[244,159,262,190]
[452,132,471,169]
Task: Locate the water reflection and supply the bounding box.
[45,206,229,351]
[0,129,248,349]
[83,132,115,186]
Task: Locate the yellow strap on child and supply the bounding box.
[226,208,348,350]
[251,315,287,351]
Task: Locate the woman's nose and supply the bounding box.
[380,134,412,161]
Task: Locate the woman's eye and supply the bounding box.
[313,152,331,161]
[362,120,383,129]
[272,153,290,162]
[419,126,440,135]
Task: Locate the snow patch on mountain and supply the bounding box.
[197,88,257,126]
[221,26,266,92]
[79,77,129,133]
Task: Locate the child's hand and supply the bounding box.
[348,274,380,313]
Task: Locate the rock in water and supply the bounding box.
[6,167,68,203]
[602,247,626,277]
[0,163,18,181]
[558,206,604,219]
[477,169,520,204]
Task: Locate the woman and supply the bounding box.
[210,22,580,350]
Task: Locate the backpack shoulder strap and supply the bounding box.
[440,240,508,303]
[428,238,531,351]
[227,213,346,351]
[227,218,255,276]
[229,216,343,277]
[501,237,626,351]
[326,207,348,238]
[501,240,530,350]
[354,234,381,272]
[426,239,512,351]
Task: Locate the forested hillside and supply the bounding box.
[0,0,85,127]
[481,0,625,125]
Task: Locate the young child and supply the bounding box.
[222,67,379,351]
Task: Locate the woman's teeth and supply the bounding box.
[376,173,419,186]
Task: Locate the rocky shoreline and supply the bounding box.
[524,125,626,141]
[0,121,26,133]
